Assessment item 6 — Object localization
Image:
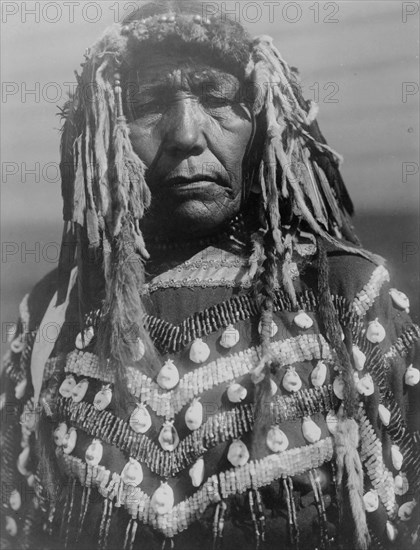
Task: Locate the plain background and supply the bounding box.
[1,1,419,355]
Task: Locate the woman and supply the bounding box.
[1,1,419,549]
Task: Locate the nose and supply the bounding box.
[161,97,206,157]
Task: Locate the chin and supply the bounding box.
[163,200,239,238]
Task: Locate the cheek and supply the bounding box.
[128,123,158,166]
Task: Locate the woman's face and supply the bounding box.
[126,52,253,238]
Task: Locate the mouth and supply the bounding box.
[164,174,228,193]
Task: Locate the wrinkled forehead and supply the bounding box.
[125,50,242,92]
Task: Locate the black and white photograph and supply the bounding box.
[1,1,419,549]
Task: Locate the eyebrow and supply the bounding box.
[131,66,240,96]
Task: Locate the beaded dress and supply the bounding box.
[1,223,419,550]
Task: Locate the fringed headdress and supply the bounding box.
[56,4,377,544]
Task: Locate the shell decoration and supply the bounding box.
[151,483,174,515]
[130,404,152,434]
[333,375,345,400]
[391,445,403,471]
[75,326,95,350]
[356,374,375,396]
[93,385,112,411]
[389,288,410,312]
[352,346,366,371]
[302,417,321,443]
[185,398,203,431]
[311,361,327,387]
[189,458,205,487]
[378,404,391,426]
[71,379,89,403]
[398,500,416,522]
[258,320,278,338]
[158,421,179,452]
[220,325,240,349]
[227,440,249,467]
[85,439,103,466]
[266,426,289,453]
[121,458,143,486]
[282,367,302,393]
[59,375,77,398]
[62,427,77,455]
[53,422,68,446]
[189,338,211,364]
[366,319,386,344]
[227,383,247,403]
[363,491,379,512]
[293,311,313,330]
[394,473,409,495]
[157,360,179,390]
[405,364,420,386]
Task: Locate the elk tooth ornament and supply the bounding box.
[386,521,398,542]
[134,337,145,361]
[59,375,77,398]
[130,404,152,434]
[85,439,103,466]
[270,378,278,396]
[157,360,179,390]
[75,326,95,350]
[189,338,210,363]
[9,490,21,512]
[53,422,68,446]
[151,482,174,515]
[405,364,420,386]
[333,375,345,400]
[258,320,278,337]
[62,428,77,455]
[220,325,240,349]
[398,500,416,522]
[391,445,403,471]
[227,440,249,467]
[394,473,409,495]
[121,458,143,486]
[14,377,27,400]
[10,337,25,354]
[389,288,410,312]
[357,374,375,396]
[302,417,321,443]
[282,367,302,393]
[5,516,17,537]
[17,447,31,476]
[159,421,179,451]
[326,410,339,435]
[366,319,385,344]
[185,398,203,431]
[311,361,327,387]
[363,491,379,512]
[71,379,89,403]
[93,385,113,411]
[293,311,313,330]
[227,383,247,403]
[189,458,205,487]
[352,345,366,371]
[266,426,289,453]
[378,404,391,426]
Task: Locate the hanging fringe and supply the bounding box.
[76,485,91,542]
[283,476,299,549]
[124,518,138,550]
[309,469,330,550]
[333,408,370,550]
[98,498,114,550]
[212,501,227,550]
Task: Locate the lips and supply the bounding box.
[165,174,224,188]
